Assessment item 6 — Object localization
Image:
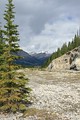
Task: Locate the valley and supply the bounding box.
[0,68,80,120]
[21,69,80,120]
[0,0,80,120]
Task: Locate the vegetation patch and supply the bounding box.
[23,108,60,120]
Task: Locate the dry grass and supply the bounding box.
[23,108,60,120]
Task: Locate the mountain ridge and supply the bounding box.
[15,50,51,67]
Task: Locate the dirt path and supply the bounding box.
[23,69,80,120]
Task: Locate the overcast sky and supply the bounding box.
[0,0,80,53]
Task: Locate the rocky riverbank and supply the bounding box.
[0,69,80,120]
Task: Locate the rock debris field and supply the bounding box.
[0,69,80,120]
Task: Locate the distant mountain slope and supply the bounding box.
[15,50,51,67]
[31,52,51,65]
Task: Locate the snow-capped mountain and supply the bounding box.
[15,50,51,67]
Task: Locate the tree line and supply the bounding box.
[0,0,31,113]
[42,31,80,67]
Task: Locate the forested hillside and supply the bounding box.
[43,32,80,67]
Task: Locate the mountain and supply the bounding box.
[15,50,51,67]
[15,50,40,66]
[31,52,51,65]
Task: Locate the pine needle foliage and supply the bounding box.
[0,24,6,72]
[0,0,31,113]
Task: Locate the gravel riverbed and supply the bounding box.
[0,69,80,120]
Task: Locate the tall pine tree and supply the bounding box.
[0,23,6,71]
[0,24,4,58]
[0,0,31,113]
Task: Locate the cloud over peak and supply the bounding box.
[0,0,80,53]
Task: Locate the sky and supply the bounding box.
[0,0,80,53]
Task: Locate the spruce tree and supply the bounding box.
[57,48,62,57]
[0,0,31,113]
[0,24,4,57]
[0,24,6,71]
[61,43,68,55]
[73,35,80,48]
[68,41,71,51]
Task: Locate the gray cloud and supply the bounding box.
[0,0,80,53]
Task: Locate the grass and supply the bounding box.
[23,108,60,120]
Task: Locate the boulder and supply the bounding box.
[47,54,70,71]
[69,48,80,70]
[70,63,77,70]
[48,62,53,71]
[75,58,80,69]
